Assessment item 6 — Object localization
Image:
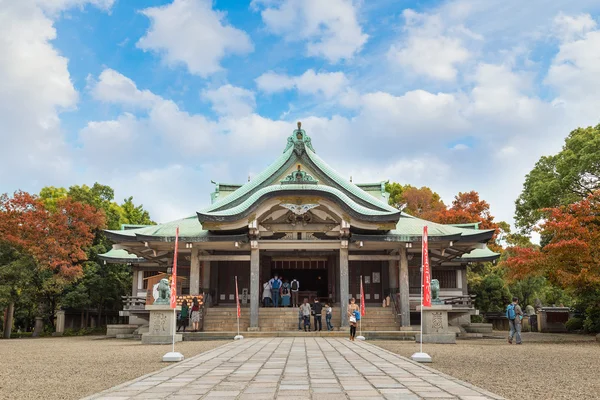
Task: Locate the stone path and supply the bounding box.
[83,338,504,400]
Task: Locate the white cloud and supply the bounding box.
[256,69,349,98]
[451,143,469,151]
[387,9,478,81]
[91,68,161,108]
[137,0,253,77]
[552,12,597,41]
[253,0,368,62]
[36,0,115,13]
[546,14,600,124]
[202,84,256,117]
[0,0,113,191]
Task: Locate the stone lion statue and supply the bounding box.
[431,279,442,304]
[154,278,171,305]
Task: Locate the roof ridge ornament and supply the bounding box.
[283,121,315,154]
[281,164,318,185]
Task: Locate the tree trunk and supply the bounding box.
[3,303,15,339]
[80,310,84,329]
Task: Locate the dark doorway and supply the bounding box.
[271,258,329,301]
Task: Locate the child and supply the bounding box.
[325,303,333,331]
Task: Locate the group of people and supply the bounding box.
[298,297,333,331]
[262,274,301,307]
[175,297,201,332]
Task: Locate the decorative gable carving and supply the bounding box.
[281,164,318,185]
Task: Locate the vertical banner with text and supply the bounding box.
[235,276,241,318]
[170,227,179,309]
[422,226,431,307]
[360,277,366,317]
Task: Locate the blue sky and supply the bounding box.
[1,0,600,231]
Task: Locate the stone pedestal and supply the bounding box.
[142,305,182,345]
[32,317,44,337]
[53,310,65,336]
[416,305,455,344]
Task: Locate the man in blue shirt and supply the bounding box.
[269,275,282,308]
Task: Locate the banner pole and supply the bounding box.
[420,265,423,354]
[163,226,183,362]
[172,308,176,353]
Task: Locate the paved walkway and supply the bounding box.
[84,338,504,400]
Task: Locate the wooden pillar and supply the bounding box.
[388,259,399,291]
[190,248,200,295]
[249,243,260,330]
[399,246,411,328]
[202,261,211,291]
[340,242,349,327]
[131,268,138,297]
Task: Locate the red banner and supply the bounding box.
[360,277,366,317]
[170,227,179,309]
[422,225,431,307]
[235,276,241,318]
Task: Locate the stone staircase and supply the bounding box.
[202,307,250,332]
[202,305,400,332]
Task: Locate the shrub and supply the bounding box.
[583,305,600,333]
[471,315,484,323]
[565,317,584,332]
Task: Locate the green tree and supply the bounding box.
[515,124,600,232]
[41,183,154,328]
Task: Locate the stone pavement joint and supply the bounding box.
[82,338,505,400]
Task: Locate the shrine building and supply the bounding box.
[100,123,499,331]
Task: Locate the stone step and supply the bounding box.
[183,330,417,340]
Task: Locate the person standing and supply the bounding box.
[507,297,524,344]
[269,275,282,308]
[262,280,272,307]
[347,298,359,341]
[325,303,333,331]
[298,304,303,331]
[300,298,312,332]
[290,278,300,307]
[191,297,200,332]
[281,279,292,307]
[177,299,189,332]
[312,298,323,331]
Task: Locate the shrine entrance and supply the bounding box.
[270,258,332,301]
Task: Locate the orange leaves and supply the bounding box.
[0,191,106,281]
[503,190,600,289]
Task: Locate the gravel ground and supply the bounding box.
[374,332,600,400]
[0,336,228,400]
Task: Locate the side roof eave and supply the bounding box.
[456,247,501,262]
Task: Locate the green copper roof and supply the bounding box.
[199,127,398,220]
[106,215,206,240]
[304,148,398,213]
[199,185,401,218]
[448,222,480,230]
[457,247,500,261]
[392,214,493,238]
[98,248,146,262]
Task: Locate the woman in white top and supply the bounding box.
[262,281,272,307]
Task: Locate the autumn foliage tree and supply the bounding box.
[385,182,445,219]
[504,190,600,331]
[0,191,105,336]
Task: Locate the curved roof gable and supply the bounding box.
[198,124,399,223]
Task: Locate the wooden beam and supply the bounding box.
[197,255,251,261]
[348,255,401,261]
